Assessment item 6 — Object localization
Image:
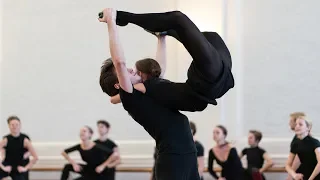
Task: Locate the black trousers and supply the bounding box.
[60,163,113,180]
[152,165,156,180]
[21,159,29,180]
[154,153,200,180]
[116,11,234,110]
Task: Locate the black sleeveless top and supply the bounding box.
[242,146,266,169]
[3,133,30,166]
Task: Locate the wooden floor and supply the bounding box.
[2,167,288,180]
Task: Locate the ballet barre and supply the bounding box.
[30,167,287,172]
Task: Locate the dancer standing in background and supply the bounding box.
[0,116,38,180]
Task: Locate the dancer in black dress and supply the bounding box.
[99,9,234,112]
[109,29,230,113]
[208,125,243,180]
[286,116,320,180]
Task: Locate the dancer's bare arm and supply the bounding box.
[156,36,167,78]
[286,153,303,180]
[110,83,146,104]
[99,8,133,93]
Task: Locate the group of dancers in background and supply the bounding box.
[150,112,317,180]
[0,7,318,180]
[0,112,317,180]
[0,116,120,180]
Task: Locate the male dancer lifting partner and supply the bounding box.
[99,9,234,112]
[98,8,200,180]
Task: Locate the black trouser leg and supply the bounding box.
[60,164,74,180]
[116,11,223,81]
[23,171,29,180]
[60,163,86,180]
[165,30,232,69]
[10,174,25,180]
[0,169,9,179]
[155,153,200,180]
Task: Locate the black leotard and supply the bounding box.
[64,144,113,169]
[0,133,30,180]
[208,147,244,180]
[61,144,113,180]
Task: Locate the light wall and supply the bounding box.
[241,0,320,137]
[1,0,320,173]
[0,0,176,167]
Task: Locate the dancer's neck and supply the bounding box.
[217,140,228,148]
[297,132,308,140]
[99,134,108,141]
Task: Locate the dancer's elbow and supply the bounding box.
[113,58,126,67]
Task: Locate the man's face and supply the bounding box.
[8,119,21,134]
[248,133,256,146]
[97,123,109,136]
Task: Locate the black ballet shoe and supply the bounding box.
[144,29,168,36]
[98,12,104,19]
[98,11,128,26]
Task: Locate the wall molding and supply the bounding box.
[28,137,297,168]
